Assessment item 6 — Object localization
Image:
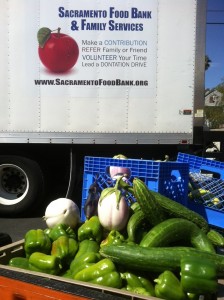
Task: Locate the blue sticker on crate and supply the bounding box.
[81,156,189,222]
[177,152,224,228]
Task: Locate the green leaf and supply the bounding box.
[99,187,115,204]
[37,27,51,48]
[115,189,122,209]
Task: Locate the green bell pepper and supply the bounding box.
[72,262,96,278]
[75,239,100,259]
[154,270,187,300]
[24,229,52,258]
[78,216,103,243]
[9,257,30,270]
[70,251,101,276]
[186,293,202,300]
[28,252,62,275]
[70,238,101,277]
[48,223,76,241]
[128,287,153,297]
[138,275,155,296]
[61,269,73,279]
[100,230,124,247]
[74,258,122,288]
[51,235,79,267]
[91,271,122,289]
[44,228,51,235]
[121,272,155,296]
[180,256,218,295]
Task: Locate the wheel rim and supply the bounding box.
[0,164,29,205]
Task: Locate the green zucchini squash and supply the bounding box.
[100,244,224,276]
[132,178,167,226]
[207,229,224,247]
[130,201,141,213]
[139,218,215,253]
[126,209,147,243]
[151,190,210,233]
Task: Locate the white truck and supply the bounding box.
[0,0,214,216]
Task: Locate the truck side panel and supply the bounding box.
[0,0,206,144]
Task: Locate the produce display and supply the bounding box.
[7,173,224,300]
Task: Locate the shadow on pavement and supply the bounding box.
[0,217,46,243]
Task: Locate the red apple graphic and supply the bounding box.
[37,27,79,73]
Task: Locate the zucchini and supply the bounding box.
[151,190,210,233]
[139,218,215,253]
[133,178,167,226]
[100,244,224,276]
[130,201,141,213]
[207,229,224,247]
[127,209,147,243]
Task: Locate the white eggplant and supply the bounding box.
[98,190,129,231]
[44,198,80,229]
[109,154,131,180]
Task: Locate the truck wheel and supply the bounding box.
[0,233,12,246]
[0,156,44,217]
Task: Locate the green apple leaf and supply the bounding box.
[37,27,51,48]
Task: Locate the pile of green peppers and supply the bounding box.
[8,216,219,299]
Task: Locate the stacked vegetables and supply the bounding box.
[8,176,224,300]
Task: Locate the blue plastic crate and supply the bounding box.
[177,152,224,175]
[177,152,224,228]
[81,156,189,221]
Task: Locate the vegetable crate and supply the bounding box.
[177,152,224,229]
[81,156,189,221]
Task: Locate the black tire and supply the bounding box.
[0,233,12,246]
[0,155,44,217]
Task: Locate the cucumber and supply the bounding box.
[133,178,167,226]
[207,229,224,247]
[100,244,224,276]
[139,218,215,253]
[151,190,210,233]
[127,209,147,243]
